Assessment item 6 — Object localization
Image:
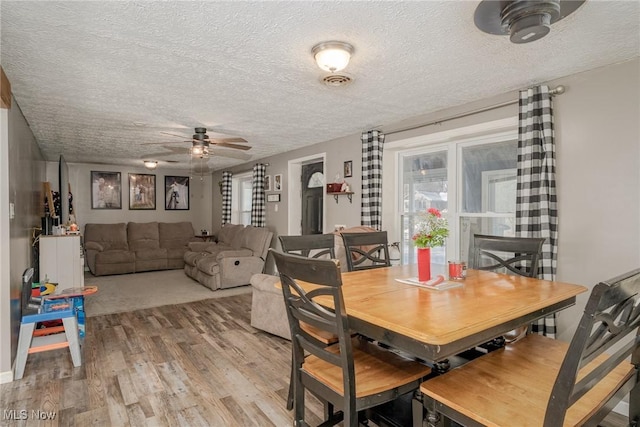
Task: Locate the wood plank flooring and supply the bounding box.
[1,294,325,426]
[0,293,631,426]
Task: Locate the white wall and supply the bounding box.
[45,162,214,234]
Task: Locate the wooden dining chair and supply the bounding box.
[279,234,336,260]
[469,234,545,278]
[340,231,391,272]
[420,268,640,427]
[271,249,431,427]
[278,233,339,411]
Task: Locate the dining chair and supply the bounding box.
[271,249,431,427]
[278,233,339,411]
[420,268,640,427]
[340,231,391,272]
[279,234,336,260]
[469,234,545,278]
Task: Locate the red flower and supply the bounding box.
[427,208,441,218]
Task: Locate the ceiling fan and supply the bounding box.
[159,127,250,151]
[143,127,251,161]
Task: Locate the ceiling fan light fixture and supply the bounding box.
[474,0,585,44]
[143,160,158,170]
[312,41,354,73]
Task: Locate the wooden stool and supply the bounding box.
[14,307,81,380]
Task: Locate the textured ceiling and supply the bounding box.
[1,1,639,171]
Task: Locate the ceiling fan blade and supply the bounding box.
[211,142,252,151]
[160,131,189,139]
[210,149,251,160]
[210,137,248,144]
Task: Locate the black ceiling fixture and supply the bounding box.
[474,0,586,44]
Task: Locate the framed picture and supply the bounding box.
[129,173,156,210]
[267,194,280,202]
[165,176,190,210]
[91,171,122,209]
[274,174,283,191]
[264,175,271,192]
[344,160,353,178]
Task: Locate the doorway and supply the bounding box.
[287,153,326,235]
[301,162,324,235]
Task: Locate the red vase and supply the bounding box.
[417,247,431,282]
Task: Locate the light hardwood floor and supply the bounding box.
[0,294,630,426]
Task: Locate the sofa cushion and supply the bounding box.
[184,251,209,267]
[196,256,220,276]
[218,223,245,246]
[128,222,160,250]
[135,248,167,261]
[95,250,135,264]
[159,222,195,248]
[85,223,129,251]
[241,226,272,257]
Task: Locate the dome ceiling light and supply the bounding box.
[474,0,586,44]
[143,160,158,170]
[312,41,354,73]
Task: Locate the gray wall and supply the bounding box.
[45,163,214,235]
[0,99,45,381]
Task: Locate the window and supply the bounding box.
[397,127,518,264]
[231,172,252,226]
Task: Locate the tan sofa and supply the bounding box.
[183,223,273,290]
[84,221,198,276]
[250,226,377,339]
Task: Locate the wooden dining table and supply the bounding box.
[299,264,588,365]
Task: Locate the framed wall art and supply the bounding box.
[91,171,122,209]
[165,176,190,210]
[274,174,283,191]
[264,175,271,192]
[267,193,280,202]
[129,173,156,210]
[344,160,353,178]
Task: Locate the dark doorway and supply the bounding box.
[301,162,324,235]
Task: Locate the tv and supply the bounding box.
[58,154,70,226]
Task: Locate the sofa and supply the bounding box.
[183,223,273,290]
[84,221,199,276]
[250,226,377,339]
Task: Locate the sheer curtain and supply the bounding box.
[516,85,558,338]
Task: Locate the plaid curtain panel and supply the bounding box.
[251,163,266,227]
[221,171,232,225]
[516,85,558,338]
[361,130,385,230]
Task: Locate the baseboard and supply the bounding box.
[0,369,13,384]
[613,400,628,415]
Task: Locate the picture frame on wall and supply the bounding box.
[129,173,156,210]
[91,171,122,209]
[165,176,190,210]
[267,193,280,202]
[264,175,271,192]
[274,174,283,191]
[344,160,353,178]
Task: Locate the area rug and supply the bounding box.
[83,269,252,317]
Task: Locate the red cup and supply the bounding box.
[448,261,467,280]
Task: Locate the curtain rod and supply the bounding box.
[385,85,565,137]
[228,162,270,175]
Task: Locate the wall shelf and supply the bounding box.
[328,191,353,204]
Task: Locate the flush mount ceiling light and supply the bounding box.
[143,160,158,170]
[312,41,354,73]
[474,0,585,44]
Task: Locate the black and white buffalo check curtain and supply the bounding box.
[361,130,385,230]
[516,85,558,338]
[221,171,232,225]
[251,163,266,227]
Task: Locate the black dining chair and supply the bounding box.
[271,249,431,427]
[340,231,391,272]
[279,234,336,260]
[278,233,338,411]
[469,234,545,278]
[421,268,640,427]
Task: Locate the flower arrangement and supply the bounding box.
[412,208,449,248]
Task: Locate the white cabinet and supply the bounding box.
[39,235,84,291]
